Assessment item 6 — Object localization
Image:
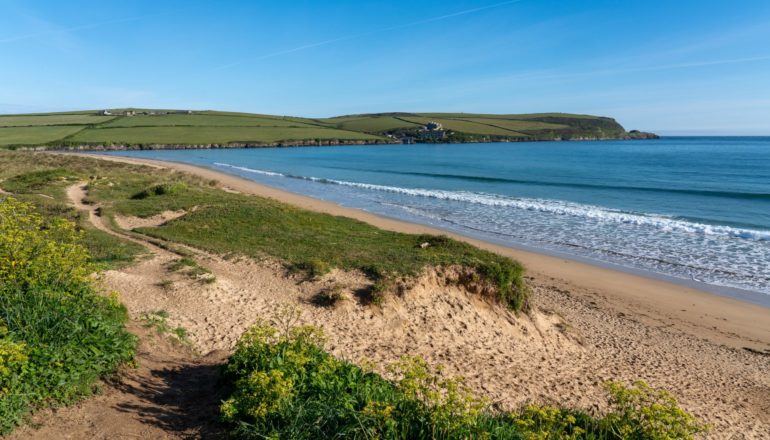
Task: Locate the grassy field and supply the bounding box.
[0,154,147,267]
[69,125,382,144]
[100,114,318,128]
[0,151,528,310]
[0,109,634,148]
[0,126,87,146]
[0,115,114,127]
[398,116,526,136]
[462,118,568,132]
[326,115,423,133]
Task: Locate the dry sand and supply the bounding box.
[89,154,770,352]
[12,154,770,439]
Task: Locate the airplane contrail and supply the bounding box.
[212,0,524,71]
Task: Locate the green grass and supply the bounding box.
[166,257,216,283]
[328,115,423,133]
[399,116,524,136]
[140,310,190,344]
[100,114,318,128]
[0,154,146,268]
[461,118,568,132]
[0,126,86,146]
[68,126,383,144]
[0,197,136,434]
[130,198,527,309]
[0,109,633,148]
[0,115,114,127]
[0,151,528,310]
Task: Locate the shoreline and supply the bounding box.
[13,132,657,151]
[73,152,770,351]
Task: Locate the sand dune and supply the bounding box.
[15,155,770,439]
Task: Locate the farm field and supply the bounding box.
[69,125,381,144]
[0,114,114,126]
[0,126,86,146]
[0,109,634,148]
[398,115,527,136]
[324,115,423,133]
[100,114,320,128]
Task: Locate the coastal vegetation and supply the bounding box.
[0,196,136,434]
[0,151,707,438]
[0,151,529,311]
[219,314,708,439]
[0,109,653,149]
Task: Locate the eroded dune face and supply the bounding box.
[101,252,770,438]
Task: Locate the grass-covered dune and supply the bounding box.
[0,109,654,149]
[0,151,528,311]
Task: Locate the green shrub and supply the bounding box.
[600,380,709,439]
[221,319,708,440]
[220,320,513,439]
[131,182,187,199]
[1,168,73,193]
[0,197,136,434]
[313,283,345,307]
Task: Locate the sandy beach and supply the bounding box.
[22,152,764,439]
[87,154,770,351]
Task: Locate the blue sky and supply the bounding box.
[1,0,769,134]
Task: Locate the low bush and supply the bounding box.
[0,197,136,434]
[131,182,187,199]
[1,168,74,194]
[221,319,707,439]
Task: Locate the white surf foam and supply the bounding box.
[213,162,770,242]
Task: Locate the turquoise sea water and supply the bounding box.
[100,137,770,305]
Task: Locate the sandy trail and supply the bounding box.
[11,171,770,439]
[66,183,173,256]
[10,185,227,440]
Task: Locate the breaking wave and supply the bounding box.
[213,162,770,242]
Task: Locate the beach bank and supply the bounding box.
[79,153,770,352]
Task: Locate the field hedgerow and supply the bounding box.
[220,314,708,440]
[0,196,136,434]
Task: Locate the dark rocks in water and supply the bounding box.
[626,130,659,140]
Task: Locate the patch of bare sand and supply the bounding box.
[114,209,187,230]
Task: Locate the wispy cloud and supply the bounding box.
[212,0,524,71]
[0,15,143,44]
[481,53,770,90]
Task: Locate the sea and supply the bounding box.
[100,137,770,306]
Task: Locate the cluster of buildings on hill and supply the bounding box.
[100,110,193,116]
[395,121,447,144]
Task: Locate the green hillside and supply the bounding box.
[0,109,652,149]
